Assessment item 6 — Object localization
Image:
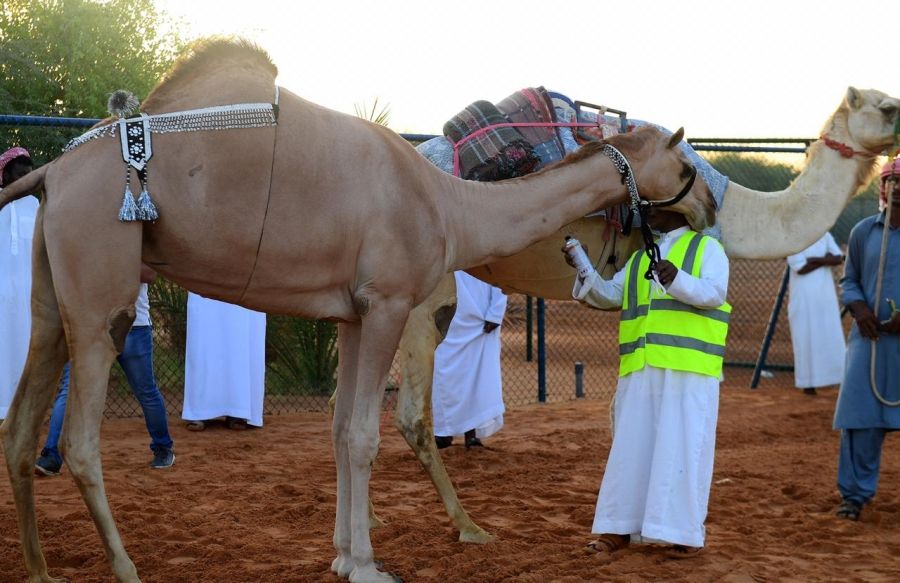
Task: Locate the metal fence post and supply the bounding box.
[575,361,584,398]
[751,265,790,389]
[525,295,533,362]
[537,298,546,403]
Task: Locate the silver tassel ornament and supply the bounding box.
[119,186,139,222]
[136,188,158,221]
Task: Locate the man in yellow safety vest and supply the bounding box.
[564,208,730,558]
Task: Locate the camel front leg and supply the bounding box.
[331,322,360,578]
[0,210,70,583]
[62,331,141,583]
[347,298,410,583]
[394,278,493,543]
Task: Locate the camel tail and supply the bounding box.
[0,164,48,210]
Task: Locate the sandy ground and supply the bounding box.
[2,371,899,583]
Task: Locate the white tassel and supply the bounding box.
[136,188,158,221]
[118,186,138,222]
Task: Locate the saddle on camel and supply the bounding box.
[0,38,714,583]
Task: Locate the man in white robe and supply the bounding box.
[432,271,507,449]
[182,294,267,429]
[0,147,37,420]
[786,232,846,395]
[568,209,730,556]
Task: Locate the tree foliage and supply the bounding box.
[0,0,187,163]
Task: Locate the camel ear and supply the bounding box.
[846,87,863,110]
[667,127,685,149]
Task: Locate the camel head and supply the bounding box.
[832,87,900,154]
[612,126,717,232]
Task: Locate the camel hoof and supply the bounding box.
[27,577,68,583]
[331,554,354,578]
[458,527,495,544]
[349,564,404,583]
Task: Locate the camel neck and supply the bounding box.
[438,153,628,272]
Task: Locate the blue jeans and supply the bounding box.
[837,428,887,506]
[43,326,173,463]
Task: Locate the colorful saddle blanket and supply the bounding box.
[443,100,540,181]
[496,87,566,169]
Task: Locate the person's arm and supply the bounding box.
[561,243,626,309]
[140,263,157,284]
[573,267,626,309]
[841,222,879,339]
[483,286,507,333]
[664,239,729,308]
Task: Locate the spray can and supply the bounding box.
[564,236,593,279]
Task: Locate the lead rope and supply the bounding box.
[869,174,900,406]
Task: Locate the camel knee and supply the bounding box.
[348,433,379,466]
[107,305,136,353]
[62,441,100,482]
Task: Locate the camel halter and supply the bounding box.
[602,143,697,282]
[819,134,878,159]
[64,87,281,222]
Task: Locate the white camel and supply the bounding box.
[382,87,900,544]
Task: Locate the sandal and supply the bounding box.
[662,544,703,559]
[464,430,484,449]
[186,421,206,432]
[586,533,630,553]
[226,417,248,430]
[836,499,862,521]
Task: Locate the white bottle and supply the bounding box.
[564,236,593,279]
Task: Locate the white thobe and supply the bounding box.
[0,196,39,419]
[182,293,267,427]
[432,272,508,439]
[786,232,846,389]
[573,226,729,548]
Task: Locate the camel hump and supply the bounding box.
[0,163,47,210]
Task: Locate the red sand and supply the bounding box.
[2,375,899,582]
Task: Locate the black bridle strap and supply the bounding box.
[641,166,697,209]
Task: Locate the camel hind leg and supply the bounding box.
[1,207,70,583]
[43,219,144,583]
[394,273,493,543]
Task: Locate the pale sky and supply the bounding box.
[154,0,898,139]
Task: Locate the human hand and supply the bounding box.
[560,243,589,269]
[797,258,820,275]
[849,301,880,339]
[483,321,500,334]
[655,260,678,287]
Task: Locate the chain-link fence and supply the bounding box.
[3,123,879,417]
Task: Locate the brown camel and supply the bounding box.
[0,39,714,583]
[384,86,900,544]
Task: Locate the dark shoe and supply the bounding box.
[226,417,248,430]
[662,544,703,559]
[464,430,484,449]
[150,447,175,469]
[803,388,817,396]
[836,499,862,521]
[435,436,453,449]
[34,449,63,477]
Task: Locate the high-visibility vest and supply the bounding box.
[619,230,731,378]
